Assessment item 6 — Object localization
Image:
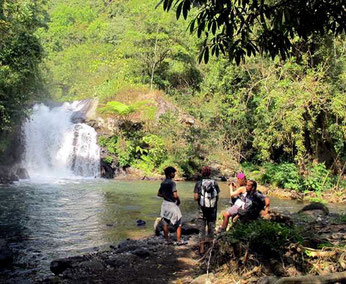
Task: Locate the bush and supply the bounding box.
[303,163,332,191]
[224,220,303,257]
[261,163,303,190]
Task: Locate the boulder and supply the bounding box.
[50,256,85,275]
[131,248,150,258]
[154,218,199,236]
[298,202,329,216]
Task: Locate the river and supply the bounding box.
[0,179,344,282]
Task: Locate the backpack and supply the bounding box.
[238,191,265,220]
[199,179,218,208]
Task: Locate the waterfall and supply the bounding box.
[23,101,100,180]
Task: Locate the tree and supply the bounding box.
[158,0,345,64]
[0,0,46,151]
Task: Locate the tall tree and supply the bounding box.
[0,0,46,151]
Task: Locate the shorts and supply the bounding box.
[227,204,240,216]
[197,207,217,241]
[162,217,182,229]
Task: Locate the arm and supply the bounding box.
[173,191,181,205]
[230,187,246,198]
[228,181,236,195]
[194,193,199,201]
[157,187,163,198]
[261,197,270,216]
[194,182,200,202]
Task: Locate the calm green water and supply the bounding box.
[0,179,344,282]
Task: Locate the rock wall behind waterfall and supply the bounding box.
[0,125,26,184]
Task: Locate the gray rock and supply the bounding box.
[298,202,329,215]
[79,260,104,271]
[16,167,29,179]
[131,248,150,258]
[50,256,85,275]
[105,254,131,268]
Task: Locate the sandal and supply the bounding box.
[174,240,188,246]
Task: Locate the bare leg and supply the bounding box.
[176,225,182,242]
[163,224,169,241]
[221,212,231,229]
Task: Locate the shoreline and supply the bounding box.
[41,202,345,284]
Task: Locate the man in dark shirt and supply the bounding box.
[157,166,183,244]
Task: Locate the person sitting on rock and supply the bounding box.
[239,180,270,221]
[157,166,184,245]
[194,166,220,255]
[218,172,248,231]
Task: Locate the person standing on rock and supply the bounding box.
[194,166,220,254]
[157,166,184,245]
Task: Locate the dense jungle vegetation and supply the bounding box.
[0,0,345,192]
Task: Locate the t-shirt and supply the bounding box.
[158,178,177,203]
[244,191,266,210]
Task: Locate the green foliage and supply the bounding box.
[104,156,113,164]
[261,163,303,191]
[98,135,136,167]
[135,134,167,173]
[304,163,332,192]
[38,0,201,101]
[225,220,303,257]
[0,0,46,148]
[31,0,345,183]
[160,0,344,64]
[245,161,338,192]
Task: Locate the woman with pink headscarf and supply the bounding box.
[218,172,247,232]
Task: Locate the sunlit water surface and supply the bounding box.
[0,179,344,282]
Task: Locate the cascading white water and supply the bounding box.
[23,101,100,180]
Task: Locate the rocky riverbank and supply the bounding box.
[29,203,345,284]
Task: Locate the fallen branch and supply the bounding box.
[273,271,346,284]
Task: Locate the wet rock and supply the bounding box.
[70,99,98,123]
[0,239,13,267]
[104,254,131,268]
[154,218,199,236]
[79,260,104,271]
[131,248,150,258]
[298,202,329,215]
[16,167,29,179]
[50,256,85,275]
[181,221,199,235]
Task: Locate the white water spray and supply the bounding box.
[23,101,100,180]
